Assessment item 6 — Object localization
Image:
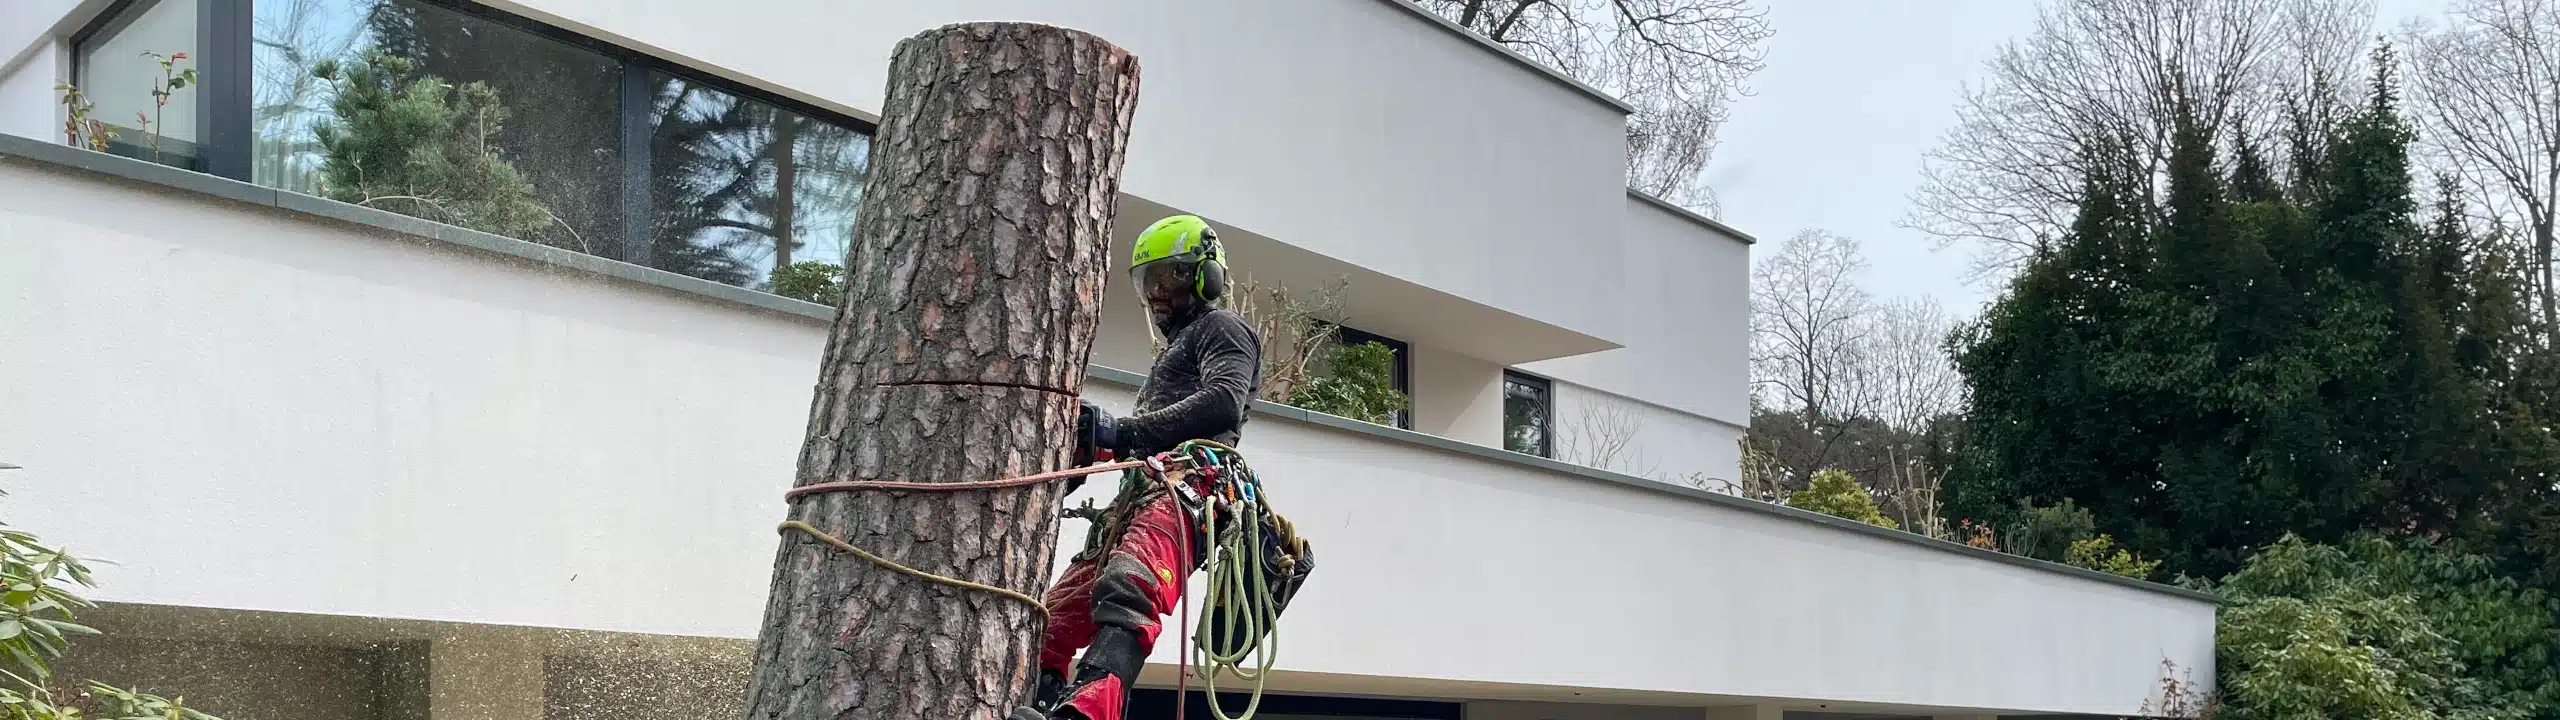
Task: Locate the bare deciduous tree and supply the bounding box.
[2404,0,2560,332]
[1752,228,1872,433]
[1857,297,1967,433]
[1558,393,1655,476]
[1907,0,2375,281]
[1873,440,1952,540]
[1750,230,1967,526]
[1227,276,1352,402]
[1709,433,1789,503]
[1415,0,1775,213]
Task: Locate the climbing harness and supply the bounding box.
[779,439,1313,720]
[1107,440,1311,720]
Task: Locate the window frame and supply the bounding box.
[68,0,879,271]
[1502,369,1554,458]
[1334,325,1412,430]
[68,0,251,174]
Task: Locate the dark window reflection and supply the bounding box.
[1504,372,1551,457]
[645,72,870,290]
[247,0,874,291]
[251,0,621,252]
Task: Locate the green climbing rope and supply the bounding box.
[1171,441,1288,720]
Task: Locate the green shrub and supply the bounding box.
[2005,499,2096,563]
[1785,469,1897,529]
[1290,341,1407,426]
[769,261,845,306]
[2064,534,2159,579]
[2205,535,2560,720]
[0,469,221,719]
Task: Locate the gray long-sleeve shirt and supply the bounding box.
[1121,306,1265,456]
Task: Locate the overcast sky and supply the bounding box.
[1707,0,2446,317]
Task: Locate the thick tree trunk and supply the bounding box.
[743,22,1141,720]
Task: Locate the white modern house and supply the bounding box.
[0,0,2216,718]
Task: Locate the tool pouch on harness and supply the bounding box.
[1199,502,1314,659]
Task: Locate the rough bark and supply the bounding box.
[743,22,1141,720]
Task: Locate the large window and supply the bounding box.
[1503,370,1552,457]
[76,0,873,296]
[74,0,207,169]
[644,72,870,285]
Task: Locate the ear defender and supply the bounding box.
[1194,228,1228,303]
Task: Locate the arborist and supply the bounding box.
[1016,214,1266,720]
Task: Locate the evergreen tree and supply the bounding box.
[311,51,552,241]
[364,0,621,252]
[1948,48,2560,582]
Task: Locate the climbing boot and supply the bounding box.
[1051,626,1148,720]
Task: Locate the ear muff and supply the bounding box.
[1194,228,1228,303]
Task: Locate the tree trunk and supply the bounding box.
[772,115,800,270]
[743,22,1140,720]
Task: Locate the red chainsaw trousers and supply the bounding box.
[1039,491,1197,720]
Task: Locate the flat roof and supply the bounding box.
[1629,189,1759,245]
[1370,0,1637,115]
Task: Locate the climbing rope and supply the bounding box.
[780,439,1305,720]
[778,520,1051,612]
[779,456,1185,615]
[1162,441,1291,720]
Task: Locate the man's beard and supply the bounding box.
[1146,298,1200,337]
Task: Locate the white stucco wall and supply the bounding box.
[0,159,2212,716]
[1410,343,1504,447]
[1522,194,1752,426]
[0,0,81,73]
[481,0,1634,351]
[0,0,1766,447]
[1548,380,1743,488]
[0,39,64,142]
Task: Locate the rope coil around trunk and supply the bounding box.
[778,457,1177,615]
[778,520,1052,610]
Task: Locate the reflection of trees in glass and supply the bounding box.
[365,0,621,251]
[312,51,555,241]
[244,0,875,290]
[251,0,618,251]
[251,0,361,192]
[1504,377,1548,456]
[647,73,869,289]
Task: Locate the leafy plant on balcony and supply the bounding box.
[51,84,112,152]
[0,465,222,719]
[311,50,566,248]
[53,50,192,160]
[1226,277,1348,404]
[138,51,196,165]
[1783,468,1897,530]
[1290,340,1409,426]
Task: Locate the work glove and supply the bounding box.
[1071,400,1123,495]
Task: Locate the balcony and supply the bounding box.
[0,138,2213,718]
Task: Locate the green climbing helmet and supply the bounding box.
[1129,214,1228,303]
